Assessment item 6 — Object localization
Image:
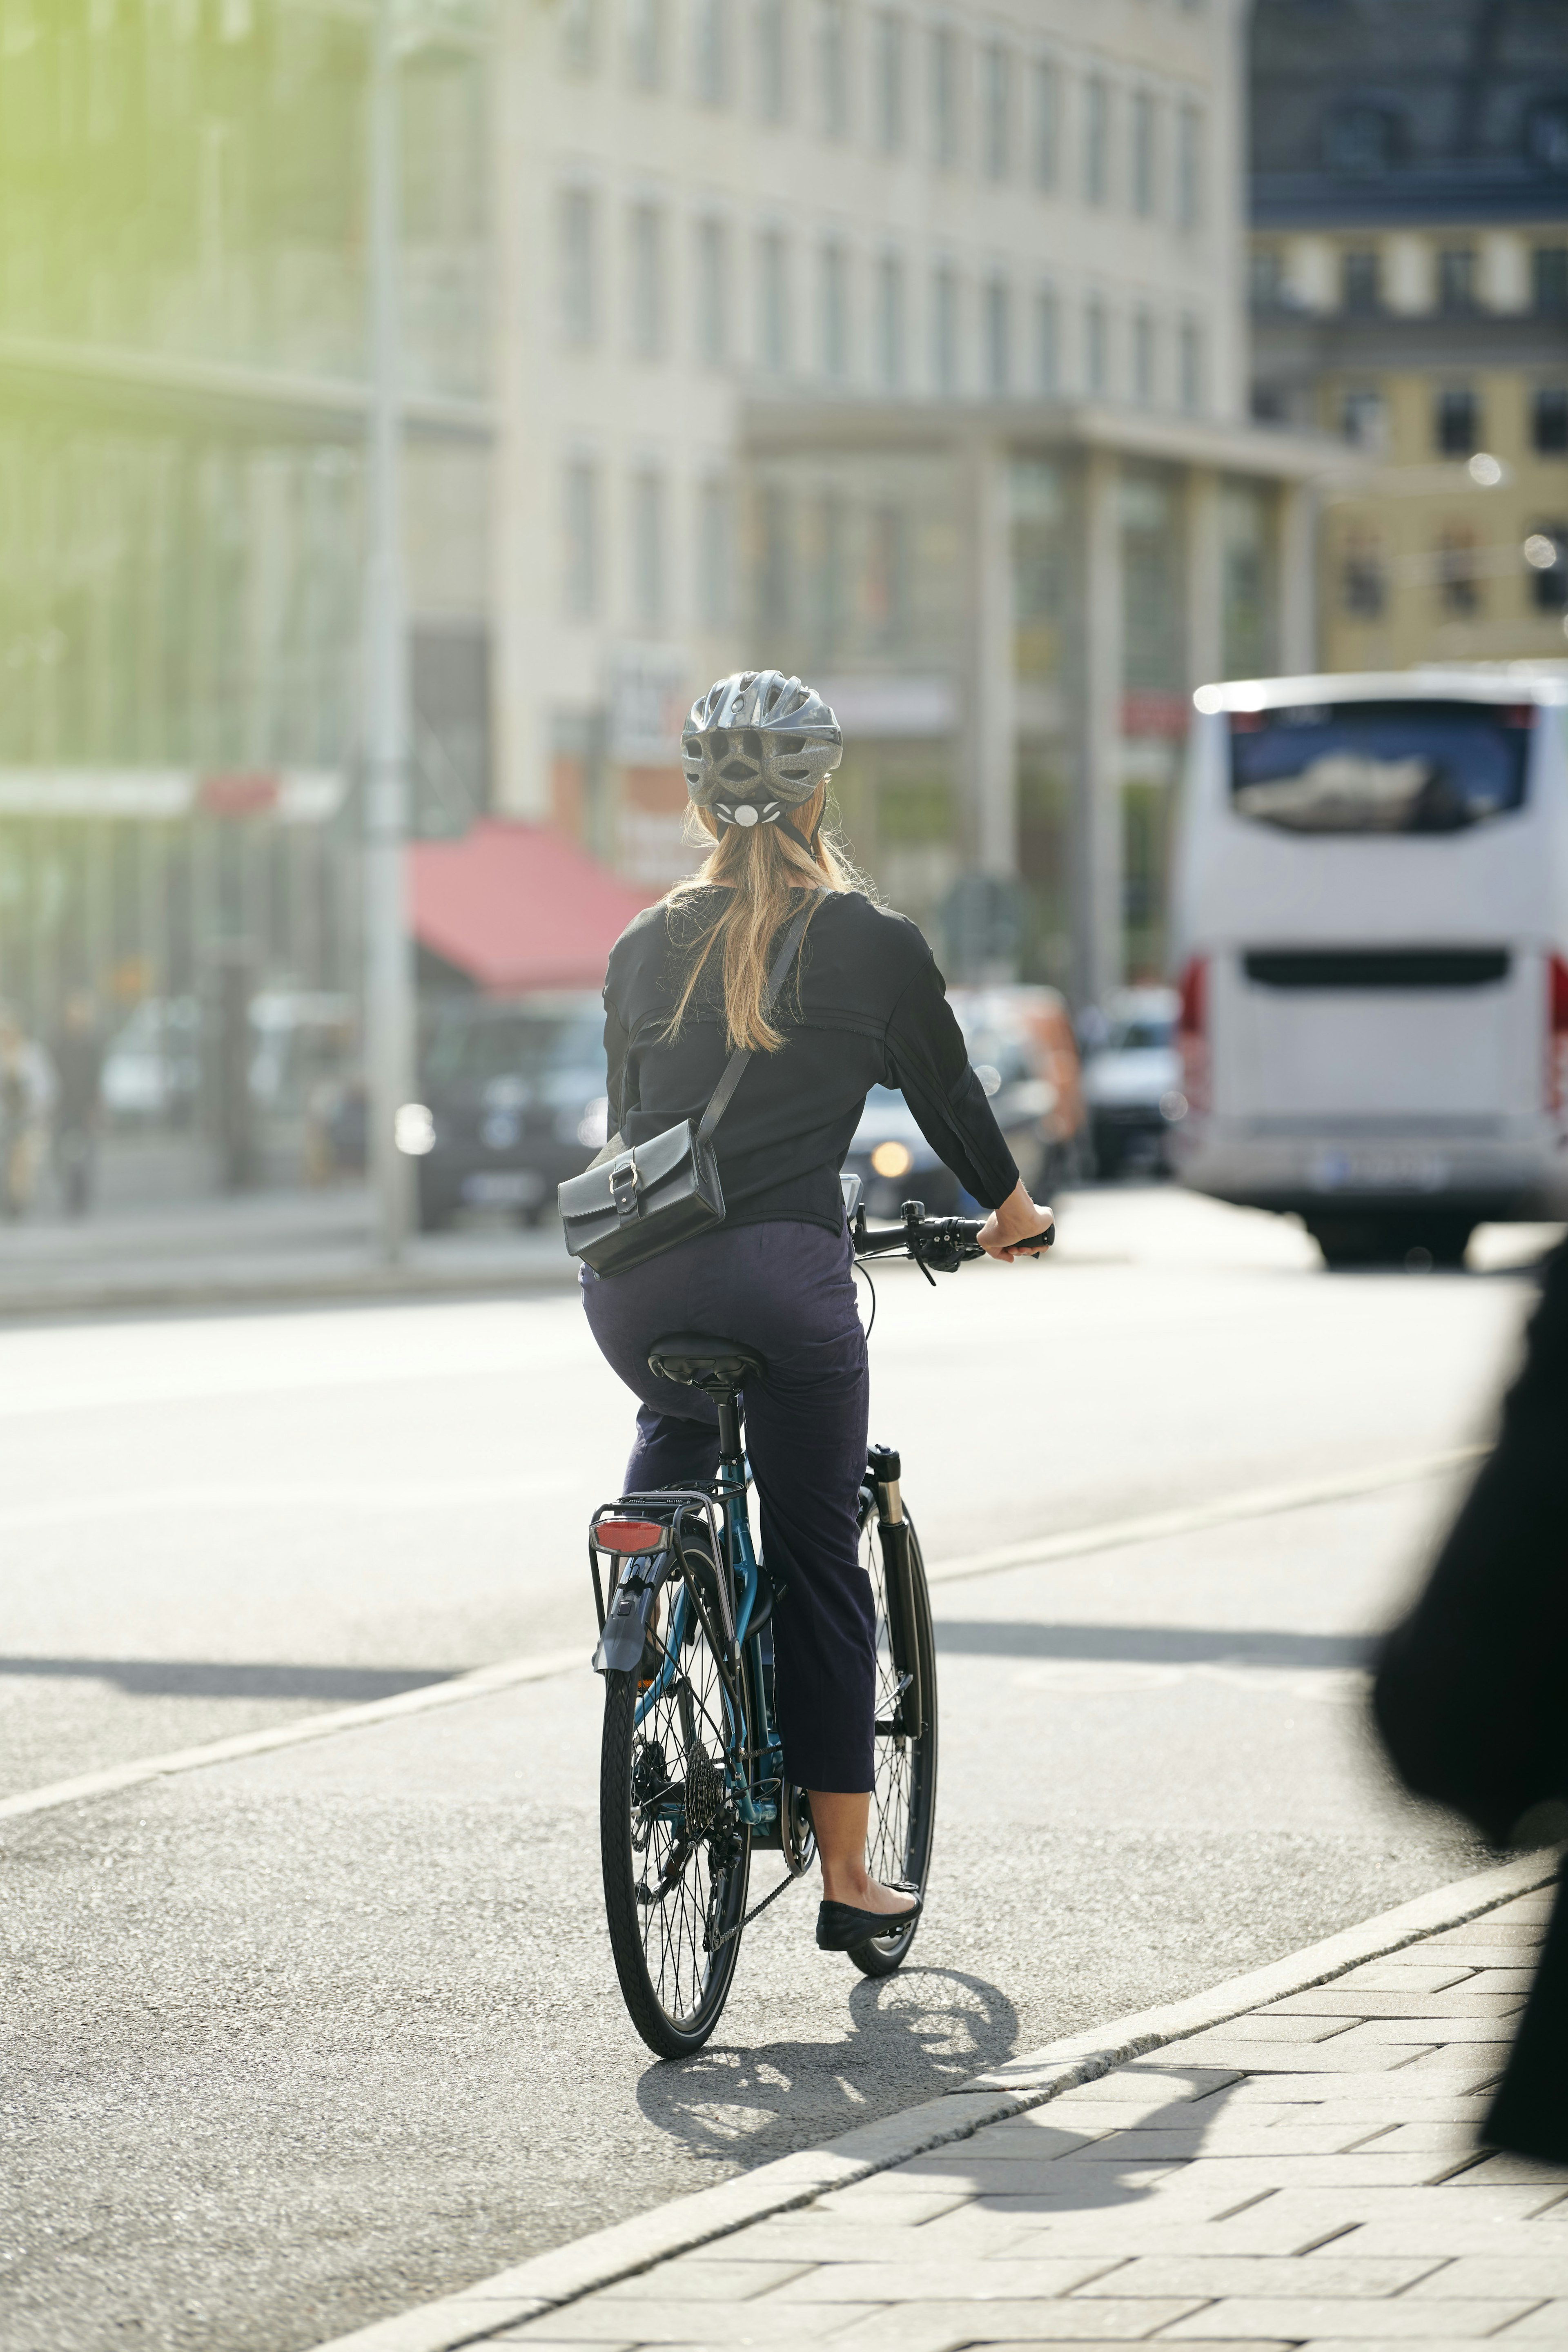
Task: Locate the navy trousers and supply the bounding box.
[580,1219,873,1791]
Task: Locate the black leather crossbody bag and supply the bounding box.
[559,892,823,1278]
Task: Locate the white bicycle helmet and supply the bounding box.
[680,670,842,833]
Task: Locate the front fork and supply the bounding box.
[867,1443,923,1741]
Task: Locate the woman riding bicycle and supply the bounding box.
[581,669,1053,1954]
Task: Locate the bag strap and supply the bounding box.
[695,891,825,1148]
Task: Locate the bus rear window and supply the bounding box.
[1228,700,1533,835]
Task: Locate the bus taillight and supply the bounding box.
[1549,956,1568,1114]
[1178,956,1210,1114]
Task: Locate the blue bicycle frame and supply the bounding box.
[599,1441,786,1840]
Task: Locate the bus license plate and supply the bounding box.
[1311,1149,1450,1194]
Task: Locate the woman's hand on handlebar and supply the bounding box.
[978,1179,1056,1263]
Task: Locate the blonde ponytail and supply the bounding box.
[662,786,871,1053]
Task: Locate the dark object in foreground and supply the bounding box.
[1373,1240,1568,2163]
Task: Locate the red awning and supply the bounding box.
[408,821,657,994]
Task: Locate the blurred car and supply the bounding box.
[415,991,606,1230]
[248,992,355,1117]
[1081,985,1185,1176]
[101,996,202,1125]
[844,985,1087,1221]
[951,985,1089,1191]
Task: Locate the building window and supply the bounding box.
[560,0,597,73]
[1340,528,1386,619]
[819,239,849,379]
[759,483,792,627]
[628,0,663,88]
[1340,386,1385,448]
[1527,524,1568,611]
[1250,247,1287,311]
[1535,246,1568,316]
[1178,315,1201,412]
[695,218,728,364]
[1034,284,1059,394]
[1131,90,1156,217]
[559,189,597,345]
[628,203,664,356]
[1030,58,1058,191]
[930,27,959,169]
[1324,102,1401,174]
[1341,248,1381,314]
[563,461,598,617]
[1175,102,1202,229]
[930,28,960,168]
[1438,247,1477,314]
[758,227,790,372]
[1085,76,1110,205]
[696,478,732,626]
[866,504,909,649]
[630,470,664,630]
[1527,101,1568,174]
[1086,298,1108,396]
[1133,307,1154,405]
[693,0,727,103]
[1434,385,1478,456]
[817,0,848,137]
[871,10,904,152]
[757,0,788,120]
[875,252,904,389]
[982,276,1010,395]
[931,262,959,394]
[1436,529,1481,616]
[1535,385,1568,455]
[980,41,1009,180]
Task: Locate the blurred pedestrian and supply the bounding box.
[0,1004,54,1219]
[52,989,104,1218]
[1373,1238,1568,2164]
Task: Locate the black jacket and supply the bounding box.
[1373,1239,1568,2160]
[602,888,1020,1238]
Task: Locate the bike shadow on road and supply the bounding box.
[633,1965,1019,2169]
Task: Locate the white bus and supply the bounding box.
[1167,668,1568,1267]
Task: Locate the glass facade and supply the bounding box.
[0,2,490,1167]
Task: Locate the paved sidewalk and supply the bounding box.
[0,1184,575,1313]
[430,1876,1562,2352]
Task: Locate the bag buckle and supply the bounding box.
[609,1151,641,1221]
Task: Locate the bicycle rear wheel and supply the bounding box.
[854,1509,938,1978]
[599,1567,752,2058]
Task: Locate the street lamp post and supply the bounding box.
[363,0,416,1261]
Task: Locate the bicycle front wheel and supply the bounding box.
[855,1509,939,1979]
[599,1583,752,2058]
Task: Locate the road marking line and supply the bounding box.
[923,1443,1486,1586]
[0,1649,584,1826]
[0,1443,1486,1828]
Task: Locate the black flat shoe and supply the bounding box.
[816,1891,923,1952]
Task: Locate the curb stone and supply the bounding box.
[305,1849,1558,2352]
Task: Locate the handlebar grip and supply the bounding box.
[1016,1223,1055,1251]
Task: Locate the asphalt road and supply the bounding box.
[0,1188,1552,2352]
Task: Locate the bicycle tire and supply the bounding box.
[599,1572,752,2058]
[853,1510,938,1979]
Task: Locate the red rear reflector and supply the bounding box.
[596,1519,668,1553]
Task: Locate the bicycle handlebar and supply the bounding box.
[851,1196,1055,1275]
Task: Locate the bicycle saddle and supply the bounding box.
[647,1332,768,1393]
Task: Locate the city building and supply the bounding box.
[1250,0,1568,673]
[0,1,490,1089]
[496,0,1333,996]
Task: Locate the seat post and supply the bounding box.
[713,1390,742,1463]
